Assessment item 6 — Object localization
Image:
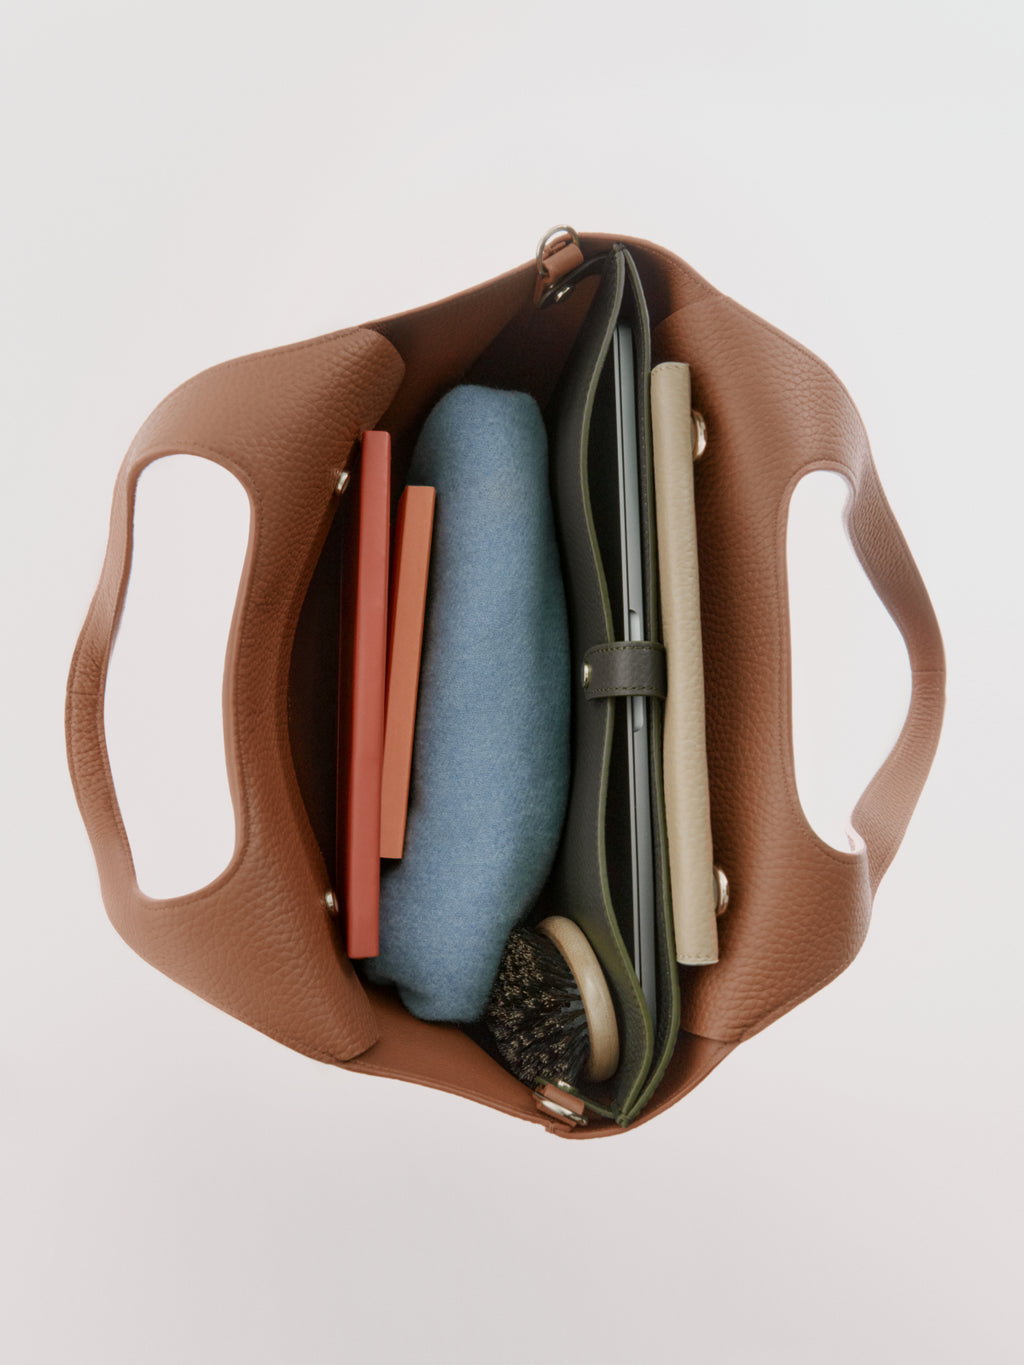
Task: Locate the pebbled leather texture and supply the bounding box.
[66,327,406,1064]
[647,294,945,1052]
[67,231,945,1139]
[583,641,667,699]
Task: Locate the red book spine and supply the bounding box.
[340,430,391,958]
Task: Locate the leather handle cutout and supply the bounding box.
[652,294,945,1047]
[652,303,945,897]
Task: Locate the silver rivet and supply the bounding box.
[324,890,339,915]
[336,471,350,495]
[582,661,591,689]
[692,411,708,460]
[713,866,729,915]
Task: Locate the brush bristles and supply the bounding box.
[481,926,591,1088]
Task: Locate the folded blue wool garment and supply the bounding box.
[364,384,571,1021]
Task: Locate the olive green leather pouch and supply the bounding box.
[544,245,681,1125]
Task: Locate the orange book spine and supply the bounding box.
[380,486,436,858]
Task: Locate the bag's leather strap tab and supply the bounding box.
[533,1082,588,1127]
[582,641,667,699]
[534,225,585,305]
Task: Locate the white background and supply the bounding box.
[3,2,1022,1361]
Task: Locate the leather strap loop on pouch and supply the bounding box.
[66,326,406,1064]
[583,641,667,699]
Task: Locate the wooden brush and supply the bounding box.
[481,916,619,1088]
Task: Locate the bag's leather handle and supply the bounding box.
[654,299,944,892]
[651,292,945,1044]
[834,444,945,890]
[66,325,406,1063]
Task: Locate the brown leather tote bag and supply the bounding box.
[66,229,945,1137]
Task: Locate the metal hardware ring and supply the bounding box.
[535,224,581,278]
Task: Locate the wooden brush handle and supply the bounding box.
[538,916,619,1082]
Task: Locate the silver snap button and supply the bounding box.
[692,411,708,460]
